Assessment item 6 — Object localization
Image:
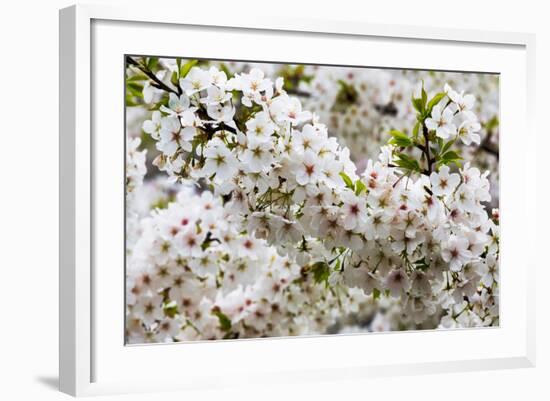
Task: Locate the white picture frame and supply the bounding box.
[59,3,536,397]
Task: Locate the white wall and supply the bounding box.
[0,0,547,399]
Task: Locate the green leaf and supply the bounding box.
[412,97,424,114]
[355,179,367,196]
[311,261,330,285]
[440,138,456,156]
[412,121,420,140]
[213,311,232,332]
[441,150,462,161]
[126,82,144,98]
[438,150,463,167]
[333,80,359,111]
[484,115,499,132]
[126,73,149,82]
[219,63,232,79]
[394,152,421,172]
[421,84,428,109]
[427,92,447,113]
[170,71,179,87]
[339,171,354,189]
[301,74,314,84]
[146,57,159,71]
[163,301,179,318]
[388,129,413,147]
[373,288,381,300]
[125,94,140,107]
[334,258,342,272]
[150,196,170,210]
[180,59,198,78]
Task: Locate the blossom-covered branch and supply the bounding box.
[125,58,499,342]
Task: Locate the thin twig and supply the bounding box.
[422,123,432,173]
[478,128,499,160]
[480,138,499,160]
[126,56,179,96]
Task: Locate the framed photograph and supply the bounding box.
[59,4,536,396]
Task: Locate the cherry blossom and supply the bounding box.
[125,58,500,342]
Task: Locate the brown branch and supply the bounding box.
[285,89,311,98]
[481,143,499,159]
[480,138,499,160]
[126,56,179,96]
[422,123,432,173]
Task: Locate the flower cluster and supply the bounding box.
[126,137,147,201]
[230,62,500,209]
[126,137,148,251]
[204,64,498,161]
[126,188,362,342]
[126,58,499,342]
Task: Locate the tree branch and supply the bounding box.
[285,89,311,98]
[126,56,179,96]
[422,123,432,173]
[479,134,499,160]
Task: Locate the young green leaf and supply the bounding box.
[126,82,144,98]
[355,179,367,195]
[388,130,413,147]
[180,59,199,78]
[412,121,420,140]
[125,94,140,107]
[412,97,424,114]
[170,71,179,87]
[334,258,342,272]
[219,63,232,79]
[339,171,354,189]
[484,115,499,132]
[213,311,232,332]
[440,150,462,161]
[163,301,179,318]
[146,57,159,71]
[440,138,456,156]
[421,84,428,109]
[394,152,421,172]
[427,92,447,113]
[311,261,331,285]
[126,73,150,83]
[437,150,463,168]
